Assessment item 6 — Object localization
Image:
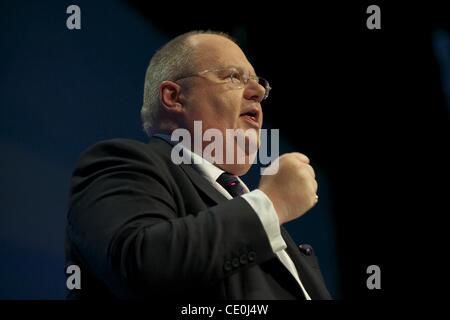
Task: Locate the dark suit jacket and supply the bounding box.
[65,137,332,300]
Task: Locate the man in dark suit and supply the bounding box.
[66,30,332,299]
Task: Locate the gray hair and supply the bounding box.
[140,30,236,136]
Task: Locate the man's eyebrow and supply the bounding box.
[224,65,258,77]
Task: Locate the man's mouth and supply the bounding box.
[241,111,258,122]
[240,109,260,127]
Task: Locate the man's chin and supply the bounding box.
[234,129,260,154]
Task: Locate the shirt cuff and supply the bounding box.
[241,189,287,253]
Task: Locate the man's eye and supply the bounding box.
[229,71,242,82]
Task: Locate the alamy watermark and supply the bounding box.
[169,121,280,175]
[366,264,381,290]
[66,264,81,290]
[66,5,81,30]
[366,5,381,30]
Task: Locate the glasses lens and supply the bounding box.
[259,78,271,99]
[229,69,243,84]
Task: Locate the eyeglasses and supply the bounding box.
[174,67,272,100]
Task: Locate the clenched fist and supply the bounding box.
[259,153,318,225]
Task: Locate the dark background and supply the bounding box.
[1,1,448,299]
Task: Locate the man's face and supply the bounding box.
[179,34,267,175]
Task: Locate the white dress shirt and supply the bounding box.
[154,134,311,300]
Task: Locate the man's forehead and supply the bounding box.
[188,34,255,72]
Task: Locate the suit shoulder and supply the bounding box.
[70,137,175,192]
[76,138,170,164]
[71,138,174,181]
[80,138,148,156]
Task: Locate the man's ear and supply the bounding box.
[159,80,183,114]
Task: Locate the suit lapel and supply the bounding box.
[150,135,229,206]
[281,227,331,299]
[178,162,230,205]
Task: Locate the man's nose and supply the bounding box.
[243,80,266,102]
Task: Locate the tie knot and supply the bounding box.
[216,172,246,198]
